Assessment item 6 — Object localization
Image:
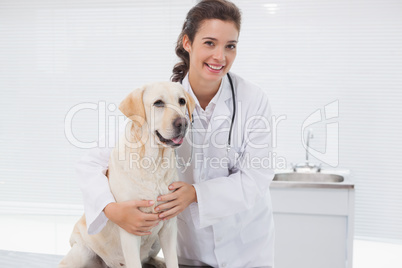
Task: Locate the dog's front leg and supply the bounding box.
[159,218,178,268]
[119,228,142,268]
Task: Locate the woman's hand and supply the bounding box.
[155,182,197,221]
[103,200,160,236]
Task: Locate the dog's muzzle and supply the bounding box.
[155,117,188,147]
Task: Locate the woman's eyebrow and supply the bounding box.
[202,37,238,43]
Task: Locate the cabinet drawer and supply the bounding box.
[270,188,350,215]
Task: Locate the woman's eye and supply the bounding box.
[227,44,236,50]
[205,41,214,46]
[179,98,186,106]
[154,100,164,107]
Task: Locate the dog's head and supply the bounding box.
[119,81,195,148]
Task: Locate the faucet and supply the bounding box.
[305,128,313,164]
[292,128,321,173]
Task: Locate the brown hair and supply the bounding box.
[171,0,242,83]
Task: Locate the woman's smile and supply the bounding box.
[205,63,225,73]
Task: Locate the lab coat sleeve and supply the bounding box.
[191,94,275,229]
[75,121,126,235]
[76,144,115,235]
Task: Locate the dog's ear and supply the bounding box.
[184,91,196,123]
[119,87,146,122]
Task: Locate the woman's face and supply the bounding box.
[183,19,239,85]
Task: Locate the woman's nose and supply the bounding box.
[213,47,225,62]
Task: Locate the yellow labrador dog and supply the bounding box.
[59,82,195,268]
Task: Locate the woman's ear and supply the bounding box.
[182,34,191,53]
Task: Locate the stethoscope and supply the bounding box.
[176,73,236,167]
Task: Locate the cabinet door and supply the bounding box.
[274,213,348,268]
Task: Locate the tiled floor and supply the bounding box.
[0,214,401,268]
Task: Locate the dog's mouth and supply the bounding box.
[155,131,184,147]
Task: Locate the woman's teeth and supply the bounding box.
[206,64,223,70]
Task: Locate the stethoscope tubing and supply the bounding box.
[226,73,236,152]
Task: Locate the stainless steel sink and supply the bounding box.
[273,172,344,183]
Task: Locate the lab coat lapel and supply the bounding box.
[179,74,234,181]
[203,76,233,152]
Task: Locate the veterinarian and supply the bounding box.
[77,0,275,267]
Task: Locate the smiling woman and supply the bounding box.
[182,19,238,109]
[77,1,276,267]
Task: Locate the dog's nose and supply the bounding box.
[173,117,188,130]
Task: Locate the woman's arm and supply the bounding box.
[76,123,160,235]
[75,145,116,234]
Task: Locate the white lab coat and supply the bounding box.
[76,72,275,268]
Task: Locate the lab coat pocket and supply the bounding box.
[226,146,242,171]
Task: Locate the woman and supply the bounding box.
[77,0,275,267]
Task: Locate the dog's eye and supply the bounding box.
[154,100,164,107]
[179,98,186,106]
